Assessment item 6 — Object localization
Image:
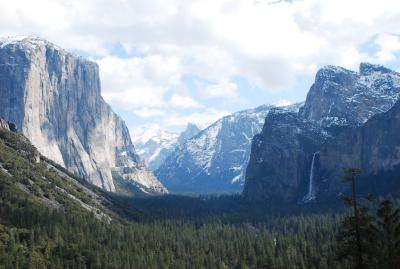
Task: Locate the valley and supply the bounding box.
[1,36,400,269]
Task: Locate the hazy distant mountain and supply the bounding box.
[177,123,201,145]
[134,123,201,170]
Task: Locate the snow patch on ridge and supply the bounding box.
[186,121,222,171]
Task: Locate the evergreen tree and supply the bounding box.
[337,168,376,269]
[337,170,400,269]
[372,199,400,269]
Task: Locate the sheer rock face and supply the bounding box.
[244,63,400,202]
[319,99,400,195]
[243,110,329,201]
[0,37,167,193]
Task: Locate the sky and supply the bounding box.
[0,0,400,134]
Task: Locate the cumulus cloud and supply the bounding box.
[161,109,231,129]
[97,55,181,110]
[374,33,400,63]
[169,94,203,109]
[203,81,240,101]
[1,0,400,131]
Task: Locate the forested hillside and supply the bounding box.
[0,126,399,269]
[0,126,342,268]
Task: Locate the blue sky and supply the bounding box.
[0,0,399,134]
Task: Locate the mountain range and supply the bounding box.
[1,36,400,203]
[155,103,302,193]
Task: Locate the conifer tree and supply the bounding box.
[373,199,400,269]
[337,168,376,269]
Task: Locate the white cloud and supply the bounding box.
[1,0,400,131]
[132,108,166,118]
[4,0,399,89]
[97,55,181,111]
[161,109,230,129]
[203,81,239,101]
[170,94,203,109]
[374,33,400,63]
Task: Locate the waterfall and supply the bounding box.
[303,151,319,202]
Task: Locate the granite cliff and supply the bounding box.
[244,63,400,202]
[0,36,166,194]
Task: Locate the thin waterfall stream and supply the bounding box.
[302,151,319,202]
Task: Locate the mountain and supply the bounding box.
[134,123,200,170]
[301,63,400,127]
[134,127,179,170]
[243,63,400,202]
[0,36,166,195]
[156,104,302,193]
[177,123,201,145]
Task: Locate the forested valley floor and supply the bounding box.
[0,128,399,269]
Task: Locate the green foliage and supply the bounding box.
[1,129,398,269]
[337,168,400,269]
[0,128,348,269]
[373,200,400,268]
[0,129,38,161]
[0,194,344,269]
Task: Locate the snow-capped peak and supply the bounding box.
[133,127,178,147]
[302,63,400,128]
[0,35,62,50]
[133,124,201,171]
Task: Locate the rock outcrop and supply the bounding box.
[0,36,167,194]
[244,63,400,202]
[0,119,17,132]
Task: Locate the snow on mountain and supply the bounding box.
[156,103,303,193]
[0,36,167,195]
[177,123,201,145]
[301,63,400,128]
[133,127,179,170]
[133,123,201,170]
[244,63,400,202]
